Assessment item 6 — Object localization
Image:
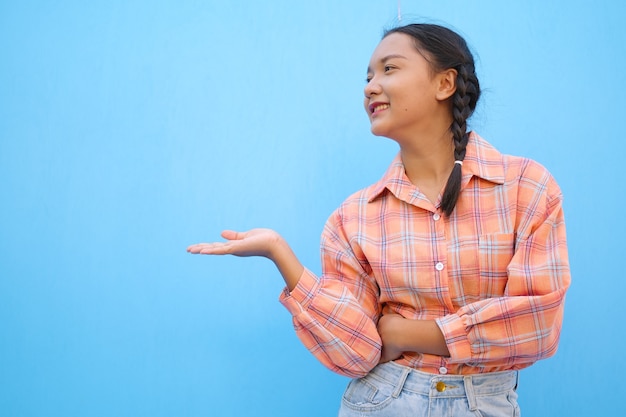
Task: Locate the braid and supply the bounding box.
[441,63,479,216]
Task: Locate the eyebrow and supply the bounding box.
[367,54,408,73]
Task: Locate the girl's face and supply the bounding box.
[364,33,449,141]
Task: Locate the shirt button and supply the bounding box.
[439,367,448,375]
[435,262,444,271]
[433,213,441,221]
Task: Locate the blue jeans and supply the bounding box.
[338,362,520,417]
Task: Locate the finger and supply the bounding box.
[187,243,209,253]
[187,243,228,254]
[199,243,231,255]
[187,243,205,253]
[221,230,243,240]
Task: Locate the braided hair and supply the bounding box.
[383,24,481,216]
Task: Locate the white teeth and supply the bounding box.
[373,104,389,112]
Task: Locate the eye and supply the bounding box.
[384,65,395,72]
[365,74,373,83]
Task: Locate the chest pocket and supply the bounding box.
[477,233,516,297]
[452,233,516,305]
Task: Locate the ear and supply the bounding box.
[435,68,457,101]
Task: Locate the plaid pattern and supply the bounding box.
[280,132,570,378]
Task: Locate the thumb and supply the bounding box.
[221,230,243,240]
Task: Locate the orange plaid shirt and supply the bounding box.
[279,132,570,378]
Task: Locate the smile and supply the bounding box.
[370,103,390,114]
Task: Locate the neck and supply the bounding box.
[398,128,456,186]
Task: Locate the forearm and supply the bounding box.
[269,235,305,291]
[400,319,450,357]
[378,314,450,362]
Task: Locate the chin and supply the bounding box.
[370,125,396,141]
[369,124,388,137]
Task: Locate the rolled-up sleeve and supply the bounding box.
[279,210,382,378]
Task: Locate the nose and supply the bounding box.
[364,76,381,99]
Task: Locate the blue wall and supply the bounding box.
[1,1,624,415]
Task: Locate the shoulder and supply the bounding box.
[470,132,562,200]
[502,154,563,203]
[469,132,563,212]
[324,164,397,234]
[329,184,378,224]
[330,154,403,220]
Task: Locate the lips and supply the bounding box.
[369,102,390,114]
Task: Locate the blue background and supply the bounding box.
[1,1,624,415]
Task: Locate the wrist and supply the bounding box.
[265,231,286,261]
[268,235,304,291]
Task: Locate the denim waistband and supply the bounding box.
[367,361,518,406]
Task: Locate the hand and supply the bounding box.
[377,313,407,363]
[187,228,282,259]
[188,228,304,290]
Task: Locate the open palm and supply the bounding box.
[187,228,280,258]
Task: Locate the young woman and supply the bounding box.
[188,23,570,417]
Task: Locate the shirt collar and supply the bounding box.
[366,132,505,203]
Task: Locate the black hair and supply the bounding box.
[383,24,480,216]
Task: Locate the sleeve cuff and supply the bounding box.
[278,267,321,316]
[436,314,473,363]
